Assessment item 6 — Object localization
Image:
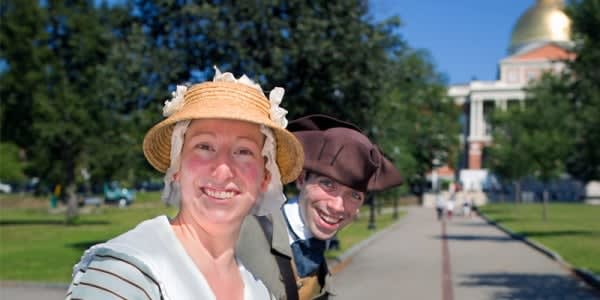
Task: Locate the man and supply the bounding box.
[238,114,403,299]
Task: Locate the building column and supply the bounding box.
[468,141,483,169]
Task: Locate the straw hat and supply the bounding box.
[143,81,304,184]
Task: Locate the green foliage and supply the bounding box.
[1,0,457,199]
[0,0,50,147]
[490,74,575,183]
[0,143,25,181]
[374,49,460,194]
[564,0,600,181]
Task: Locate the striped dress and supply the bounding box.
[66,215,274,300]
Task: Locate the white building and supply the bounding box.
[448,0,574,192]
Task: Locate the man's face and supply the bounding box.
[175,119,270,230]
[296,172,365,240]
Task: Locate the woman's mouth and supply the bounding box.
[202,187,235,199]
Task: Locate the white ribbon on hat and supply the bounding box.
[162,85,188,117]
[269,87,288,128]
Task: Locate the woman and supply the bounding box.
[66,67,304,300]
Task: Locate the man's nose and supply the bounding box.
[327,194,345,213]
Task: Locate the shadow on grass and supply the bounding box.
[0,219,110,226]
[460,272,600,299]
[455,219,515,227]
[67,240,107,251]
[518,230,596,238]
[434,234,516,242]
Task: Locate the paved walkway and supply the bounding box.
[332,206,600,299]
[0,281,67,300]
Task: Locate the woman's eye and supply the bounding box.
[196,143,213,151]
[235,148,255,156]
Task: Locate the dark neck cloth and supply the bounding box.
[282,198,328,277]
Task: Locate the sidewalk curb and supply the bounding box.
[478,212,600,292]
[0,280,69,289]
[329,211,408,274]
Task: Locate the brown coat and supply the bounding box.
[237,211,334,300]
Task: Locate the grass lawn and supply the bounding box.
[479,203,600,275]
[0,192,176,283]
[0,193,404,283]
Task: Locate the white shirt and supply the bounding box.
[68,216,273,300]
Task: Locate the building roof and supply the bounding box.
[509,0,571,54]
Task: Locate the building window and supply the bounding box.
[526,69,540,82]
[506,68,519,83]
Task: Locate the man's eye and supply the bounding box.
[319,179,333,188]
[351,192,363,201]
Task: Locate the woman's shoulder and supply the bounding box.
[66,254,162,300]
[239,262,276,300]
[66,216,173,299]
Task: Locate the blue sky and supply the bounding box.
[370,1,535,85]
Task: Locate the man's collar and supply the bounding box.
[282,197,313,243]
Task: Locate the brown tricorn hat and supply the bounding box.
[288,114,403,192]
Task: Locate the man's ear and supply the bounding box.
[295,170,307,189]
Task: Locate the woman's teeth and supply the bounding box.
[205,189,234,199]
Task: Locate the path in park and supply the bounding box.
[332,206,600,299]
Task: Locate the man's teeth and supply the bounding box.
[205,189,234,199]
[318,211,342,224]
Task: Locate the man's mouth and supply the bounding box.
[316,209,343,225]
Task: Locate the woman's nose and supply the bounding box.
[211,153,234,182]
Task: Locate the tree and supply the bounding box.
[373,49,460,200]
[488,105,534,203]
[489,74,574,220]
[133,0,404,130]
[565,0,600,182]
[0,143,26,182]
[0,0,50,148]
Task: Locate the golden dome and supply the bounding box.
[509,0,571,53]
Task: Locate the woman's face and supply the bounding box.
[176,119,270,226]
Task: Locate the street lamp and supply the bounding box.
[367,193,376,230]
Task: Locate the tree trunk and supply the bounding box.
[514,181,521,205]
[393,197,398,220]
[542,189,549,221]
[65,183,79,224]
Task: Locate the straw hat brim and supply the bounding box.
[142,82,304,184]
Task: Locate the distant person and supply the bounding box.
[462,199,472,217]
[238,114,403,299]
[66,67,304,299]
[435,195,446,220]
[446,200,454,220]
